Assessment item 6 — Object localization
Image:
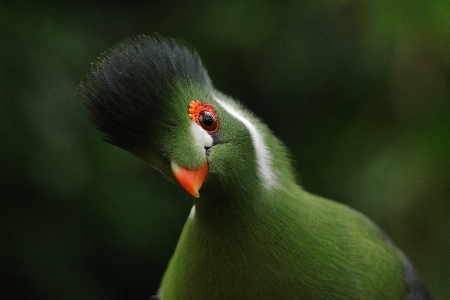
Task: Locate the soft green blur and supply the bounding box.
[1,1,449,299]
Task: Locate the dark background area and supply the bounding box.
[1,1,449,299]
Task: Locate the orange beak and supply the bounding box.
[171,161,209,198]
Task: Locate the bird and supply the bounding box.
[80,35,431,300]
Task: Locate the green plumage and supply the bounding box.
[80,35,431,299]
[163,191,405,299]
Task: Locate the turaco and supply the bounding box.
[80,35,431,300]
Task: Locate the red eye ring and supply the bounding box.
[188,100,220,134]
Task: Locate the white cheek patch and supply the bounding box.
[213,95,279,190]
[190,121,213,151]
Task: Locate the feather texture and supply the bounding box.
[81,35,431,300]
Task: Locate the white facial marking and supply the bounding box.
[213,95,279,190]
[190,121,213,151]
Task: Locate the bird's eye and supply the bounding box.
[188,100,220,134]
[199,111,217,132]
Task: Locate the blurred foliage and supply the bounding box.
[1,1,449,299]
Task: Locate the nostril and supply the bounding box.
[205,147,212,157]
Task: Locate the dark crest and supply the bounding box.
[80,35,211,152]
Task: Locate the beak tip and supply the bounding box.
[171,161,208,198]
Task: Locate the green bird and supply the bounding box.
[80,35,431,300]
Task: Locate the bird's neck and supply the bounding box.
[192,176,297,227]
[193,190,262,224]
[194,142,298,224]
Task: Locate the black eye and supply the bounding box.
[199,110,218,132]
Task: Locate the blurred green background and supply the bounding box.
[1,1,449,299]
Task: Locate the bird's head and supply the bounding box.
[81,36,292,203]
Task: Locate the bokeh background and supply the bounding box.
[1,1,449,299]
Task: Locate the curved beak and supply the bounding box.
[171,161,209,198]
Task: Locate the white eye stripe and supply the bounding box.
[213,95,279,190]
